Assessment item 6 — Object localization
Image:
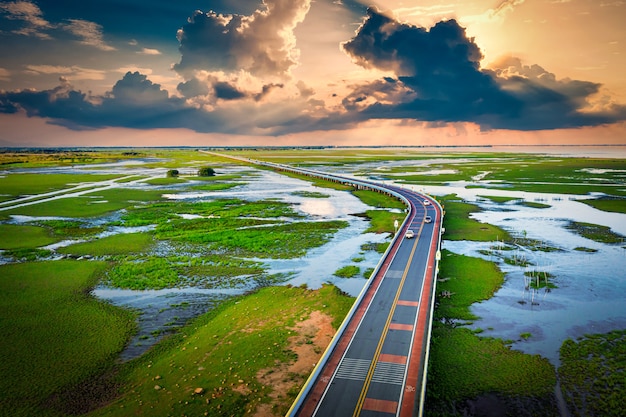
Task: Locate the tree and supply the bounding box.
[197,167,216,177]
[166,169,179,178]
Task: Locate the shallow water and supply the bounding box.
[99,167,391,359]
[6,151,625,366]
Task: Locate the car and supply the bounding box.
[423,200,430,205]
[405,230,415,239]
[424,216,432,223]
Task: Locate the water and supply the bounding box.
[439,194,626,365]
[5,149,625,365]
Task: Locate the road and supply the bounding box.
[201,151,443,417]
[289,184,442,417]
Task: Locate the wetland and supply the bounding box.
[1,147,624,416]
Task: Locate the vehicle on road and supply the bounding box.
[424,216,432,223]
[405,230,415,239]
[423,200,430,205]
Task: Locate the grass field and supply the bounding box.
[58,233,155,256]
[88,285,354,417]
[559,330,626,417]
[0,261,136,417]
[438,194,512,241]
[426,250,557,415]
[0,224,59,249]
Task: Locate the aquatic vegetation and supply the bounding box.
[0,172,119,197]
[334,265,361,278]
[439,194,512,241]
[518,201,551,209]
[566,221,625,244]
[3,247,52,262]
[58,233,155,256]
[290,190,330,198]
[573,246,598,253]
[427,250,556,415]
[435,250,504,321]
[4,188,165,218]
[578,196,626,214]
[524,270,557,290]
[559,329,626,417]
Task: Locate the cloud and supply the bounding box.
[0,0,52,39]
[139,47,161,55]
[61,19,116,51]
[173,0,311,77]
[0,68,11,82]
[24,65,107,80]
[337,8,626,131]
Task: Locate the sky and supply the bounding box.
[1,0,625,147]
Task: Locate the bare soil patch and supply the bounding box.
[255,310,336,416]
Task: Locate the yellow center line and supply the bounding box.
[352,220,425,416]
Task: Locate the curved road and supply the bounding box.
[203,151,443,417]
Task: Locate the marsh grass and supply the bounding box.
[519,201,551,209]
[565,221,625,244]
[334,265,361,278]
[427,251,556,414]
[439,194,511,241]
[0,224,58,249]
[559,330,626,417]
[435,250,504,321]
[58,233,155,256]
[579,197,626,214]
[0,173,120,197]
[89,285,354,417]
[0,260,136,417]
[290,190,330,198]
[4,188,165,218]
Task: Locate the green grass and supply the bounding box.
[435,250,505,321]
[478,195,519,204]
[427,250,556,415]
[0,173,120,197]
[579,197,626,214]
[144,177,188,185]
[565,221,625,244]
[0,224,58,249]
[559,330,626,416]
[352,190,405,209]
[439,195,512,242]
[290,190,330,198]
[0,261,136,417]
[4,188,165,218]
[89,285,354,417]
[58,233,155,256]
[519,201,551,209]
[333,265,361,278]
[362,210,399,234]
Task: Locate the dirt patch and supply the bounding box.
[254,310,336,417]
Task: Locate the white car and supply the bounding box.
[405,230,415,239]
[424,216,432,223]
[423,200,430,205]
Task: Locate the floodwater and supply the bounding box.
[5,149,625,366]
[321,156,626,366]
[439,193,626,365]
[93,168,392,359]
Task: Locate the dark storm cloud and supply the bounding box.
[339,7,626,130]
[0,72,226,132]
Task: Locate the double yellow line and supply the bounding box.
[351,223,423,416]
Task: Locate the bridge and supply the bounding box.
[203,151,443,416]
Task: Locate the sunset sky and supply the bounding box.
[1,0,625,147]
